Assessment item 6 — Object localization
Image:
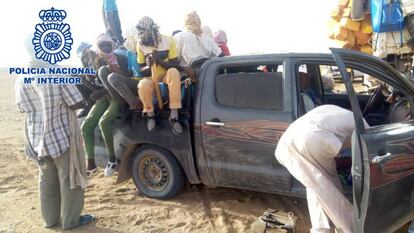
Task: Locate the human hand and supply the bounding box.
[145,54,154,66]
[184,67,196,79]
[152,50,160,63]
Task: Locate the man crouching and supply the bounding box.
[275,105,368,233]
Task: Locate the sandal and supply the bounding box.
[86,167,97,177]
[79,214,95,226]
[144,114,156,132]
[104,161,117,177]
[169,117,183,135]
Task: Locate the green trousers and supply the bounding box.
[81,95,120,160]
[38,149,84,229]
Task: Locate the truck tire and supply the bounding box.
[131,146,185,199]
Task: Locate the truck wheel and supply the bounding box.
[131,146,185,199]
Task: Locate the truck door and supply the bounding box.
[198,59,301,195]
[331,48,414,233]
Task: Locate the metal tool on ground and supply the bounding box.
[250,209,297,233]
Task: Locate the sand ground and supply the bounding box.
[0,72,311,233]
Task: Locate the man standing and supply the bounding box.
[136,16,189,134]
[275,105,366,233]
[15,44,94,228]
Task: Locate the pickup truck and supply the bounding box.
[92,48,414,233]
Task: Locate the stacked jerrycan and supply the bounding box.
[371,0,414,58]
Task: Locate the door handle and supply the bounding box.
[205,121,225,127]
[371,153,394,165]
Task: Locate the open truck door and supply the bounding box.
[331,48,414,233]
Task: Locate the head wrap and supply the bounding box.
[136,16,160,47]
[26,34,48,66]
[201,25,213,38]
[184,11,202,36]
[214,30,228,44]
[124,27,139,51]
[96,33,118,66]
[76,42,92,58]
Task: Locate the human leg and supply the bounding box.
[53,150,85,230]
[307,188,332,233]
[275,131,352,233]
[98,66,122,102]
[81,97,109,170]
[108,73,140,109]
[98,98,120,162]
[138,78,156,131]
[38,157,61,228]
[161,68,182,110]
[98,98,121,176]
[162,68,183,134]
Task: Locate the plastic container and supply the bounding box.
[371,0,405,32]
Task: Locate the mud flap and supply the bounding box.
[116,144,139,184]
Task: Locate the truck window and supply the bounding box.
[215,64,284,111]
[317,64,411,127]
[319,65,370,95]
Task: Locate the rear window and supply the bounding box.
[215,64,284,110]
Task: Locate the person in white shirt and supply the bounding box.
[275,105,368,233]
[173,11,222,68]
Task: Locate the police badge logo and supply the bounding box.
[32,7,73,64]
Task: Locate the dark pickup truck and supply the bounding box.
[93,48,414,233]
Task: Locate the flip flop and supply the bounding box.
[86,168,97,177]
[79,214,95,226]
[169,117,183,135]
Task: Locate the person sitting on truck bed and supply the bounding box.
[96,34,142,110]
[75,42,108,118]
[82,34,125,177]
[173,11,222,70]
[298,72,320,112]
[214,30,230,56]
[136,16,192,134]
[275,105,368,233]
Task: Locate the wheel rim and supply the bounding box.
[138,154,169,191]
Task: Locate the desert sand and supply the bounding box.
[0,72,311,233]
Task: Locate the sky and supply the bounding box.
[0,0,338,67]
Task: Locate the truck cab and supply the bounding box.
[92,48,414,233]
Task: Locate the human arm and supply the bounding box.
[61,85,86,110]
[15,78,27,113]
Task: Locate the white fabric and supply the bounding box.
[275,105,357,233]
[173,31,221,67]
[307,189,332,233]
[302,93,316,112]
[201,25,213,38]
[124,27,139,51]
[68,108,88,189]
